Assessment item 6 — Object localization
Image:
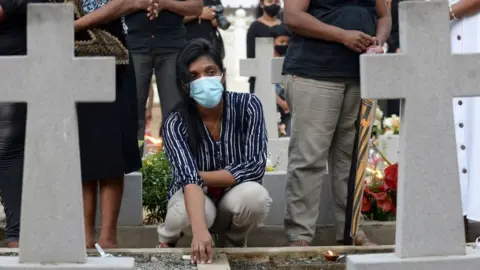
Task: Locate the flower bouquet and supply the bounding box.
[362,145,398,221]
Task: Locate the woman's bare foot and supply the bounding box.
[7,242,19,248]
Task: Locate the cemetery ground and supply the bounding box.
[1,106,480,268]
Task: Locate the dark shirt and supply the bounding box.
[0,0,45,55]
[283,0,377,79]
[247,20,278,93]
[185,0,215,42]
[125,8,186,55]
[162,92,268,200]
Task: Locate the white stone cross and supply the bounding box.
[355,0,477,262]
[240,38,279,138]
[0,4,132,268]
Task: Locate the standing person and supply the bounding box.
[158,39,272,264]
[246,0,282,93]
[270,24,291,136]
[124,0,202,145]
[450,0,480,240]
[282,0,391,246]
[0,0,45,248]
[69,0,157,248]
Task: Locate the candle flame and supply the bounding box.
[328,250,334,256]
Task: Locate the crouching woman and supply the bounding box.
[159,39,272,264]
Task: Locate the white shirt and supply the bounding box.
[451,0,480,221]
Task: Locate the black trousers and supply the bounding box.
[0,103,26,244]
[130,52,182,142]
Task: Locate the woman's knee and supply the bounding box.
[225,182,272,218]
[165,192,217,230]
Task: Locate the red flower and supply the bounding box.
[362,195,371,212]
[384,163,398,191]
[376,196,394,212]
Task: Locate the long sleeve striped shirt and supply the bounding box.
[162,92,268,200]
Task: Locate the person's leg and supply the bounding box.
[157,190,217,246]
[0,103,27,248]
[212,182,272,247]
[97,176,124,248]
[283,75,345,246]
[82,180,98,248]
[130,53,154,142]
[154,53,182,120]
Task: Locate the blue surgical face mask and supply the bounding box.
[189,75,224,108]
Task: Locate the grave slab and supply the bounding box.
[0,257,135,270]
[96,172,143,226]
[262,171,334,226]
[347,248,480,270]
[0,3,133,269]
[349,1,480,269]
[240,38,279,139]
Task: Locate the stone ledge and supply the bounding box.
[0,221,477,248]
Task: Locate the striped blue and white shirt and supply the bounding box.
[162,92,268,200]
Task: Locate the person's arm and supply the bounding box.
[283,0,346,43]
[246,23,256,58]
[161,0,202,17]
[374,0,391,46]
[184,15,198,23]
[283,0,374,52]
[0,0,27,21]
[451,0,480,19]
[217,95,268,185]
[74,0,153,32]
[162,114,208,235]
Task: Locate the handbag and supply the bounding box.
[65,0,129,64]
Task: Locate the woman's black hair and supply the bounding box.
[255,0,264,18]
[162,38,226,155]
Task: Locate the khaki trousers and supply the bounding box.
[283,75,363,242]
[158,181,272,247]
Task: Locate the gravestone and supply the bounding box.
[95,172,143,226]
[0,4,133,269]
[348,1,480,269]
[240,38,279,139]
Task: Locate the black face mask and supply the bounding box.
[264,4,281,17]
[275,45,288,56]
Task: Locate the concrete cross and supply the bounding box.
[240,38,279,138]
[359,0,476,259]
[0,4,115,264]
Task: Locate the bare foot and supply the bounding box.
[7,242,19,248]
[86,242,95,249]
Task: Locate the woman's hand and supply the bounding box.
[278,100,289,114]
[190,229,213,264]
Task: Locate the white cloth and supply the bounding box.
[451,0,480,221]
